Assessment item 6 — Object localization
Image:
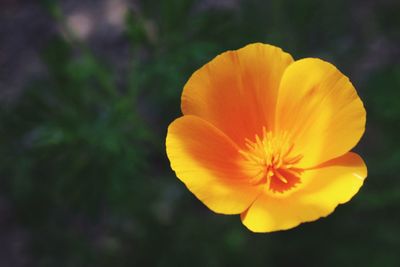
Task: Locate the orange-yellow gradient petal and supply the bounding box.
[241,152,367,233]
[182,43,293,147]
[166,115,262,214]
[275,58,366,168]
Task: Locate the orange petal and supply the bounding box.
[182,43,294,147]
[275,58,366,168]
[166,115,262,214]
[241,152,367,232]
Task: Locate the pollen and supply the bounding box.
[239,127,303,193]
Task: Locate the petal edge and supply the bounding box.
[241,152,367,232]
[166,115,262,214]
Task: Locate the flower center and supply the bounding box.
[239,127,303,193]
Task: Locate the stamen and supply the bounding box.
[274,170,288,184]
[240,127,303,193]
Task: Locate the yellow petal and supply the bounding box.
[182,43,294,147]
[275,58,366,168]
[166,115,262,214]
[241,152,367,233]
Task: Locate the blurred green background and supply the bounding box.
[0,0,399,266]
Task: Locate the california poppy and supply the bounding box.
[166,43,366,232]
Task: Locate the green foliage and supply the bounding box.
[1,0,399,266]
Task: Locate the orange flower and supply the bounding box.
[166,43,367,232]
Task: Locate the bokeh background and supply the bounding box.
[1,0,399,266]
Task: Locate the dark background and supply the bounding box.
[0,0,399,266]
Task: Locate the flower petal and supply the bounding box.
[275,58,366,167]
[241,152,367,232]
[182,43,294,146]
[166,115,262,214]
